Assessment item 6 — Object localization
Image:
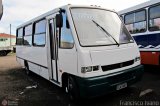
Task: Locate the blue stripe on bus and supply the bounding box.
[133,33,160,47]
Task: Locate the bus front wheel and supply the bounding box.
[66,76,79,102]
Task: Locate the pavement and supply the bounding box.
[0,54,160,106]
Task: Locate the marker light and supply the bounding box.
[135,56,140,62]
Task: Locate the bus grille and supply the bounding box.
[101,60,134,71]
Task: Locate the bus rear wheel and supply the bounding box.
[24,61,30,75]
[66,76,80,102]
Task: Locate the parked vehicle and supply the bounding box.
[0,47,11,56]
[119,0,160,66]
[0,33,16,56]
[16,5,143,100]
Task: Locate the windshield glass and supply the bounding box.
[71,8,133,46]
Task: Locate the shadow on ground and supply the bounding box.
[0,66,160,106]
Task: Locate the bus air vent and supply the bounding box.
[101,60,134,71]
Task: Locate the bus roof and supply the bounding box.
[119,0,160,15]
[17,5,112,29]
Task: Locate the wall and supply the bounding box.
[0,38,16,47]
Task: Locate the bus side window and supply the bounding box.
[60,13,74,49]
[33,19,46,46]
[149,5,160,31]
[124,13,134,34]
[24,24,32,46]
[124,10,146,34]
[134,10,146,33]
[16,28,23,45]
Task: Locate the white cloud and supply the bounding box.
[0,0,148,35]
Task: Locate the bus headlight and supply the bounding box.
[135,56,140,62]
[81,66,99,73]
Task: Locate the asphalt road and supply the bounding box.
[0,54,160,106]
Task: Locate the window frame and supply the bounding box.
[70,7,134,47]
[16,27,24,45]
[33,19,46,47]
[135,10,146,23]
[148,4,160,32]
[124,13,134,25]
[24,24,33,36]
[120,15,124,23]
[124,9,147,34]
[23,24,33,46]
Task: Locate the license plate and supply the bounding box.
[116,83,127,90]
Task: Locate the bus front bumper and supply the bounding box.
[76,65,144,98]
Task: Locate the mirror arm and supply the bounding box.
[59,8,65,14]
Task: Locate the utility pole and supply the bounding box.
[10,24,11,47]
[0,0,3,20]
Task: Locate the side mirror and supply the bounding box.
[56,14,63,28]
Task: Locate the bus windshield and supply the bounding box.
[71,8,133,46]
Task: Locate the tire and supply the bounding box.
[66,76,80,102]
[3,51,7,56]
[24,61,30,75]
[0,51,2,56]
[0,51,6,56]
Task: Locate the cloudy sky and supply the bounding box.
[0,0,149,35]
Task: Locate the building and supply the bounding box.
[0,0,3,20]
[0,33,16,48]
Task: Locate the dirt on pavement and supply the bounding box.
[0,54,32,105]
[0,54,69,106]
[0,54,21,71]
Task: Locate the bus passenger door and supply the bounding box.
[47,17,59,83]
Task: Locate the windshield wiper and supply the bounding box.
[92,20,120,47]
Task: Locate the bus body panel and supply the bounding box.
[16,46,49,80]
[58,48,78,79]
[133,33,160,65]
[16,46,48,67]
[141,51,160,65]
[90,45,138,65]
[77,42,141,78]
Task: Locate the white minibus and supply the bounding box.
[16,5,144,100]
